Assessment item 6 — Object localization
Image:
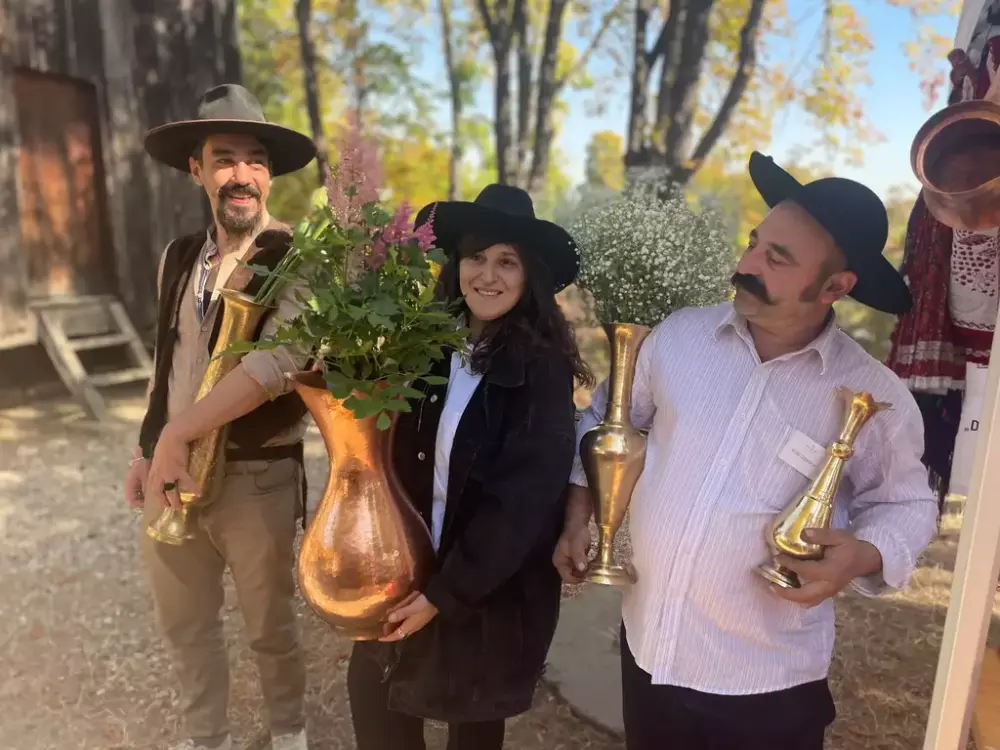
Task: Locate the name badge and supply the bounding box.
[778,429,826,479]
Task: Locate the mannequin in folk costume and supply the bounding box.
[888,24,1000,505]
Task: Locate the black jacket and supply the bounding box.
[356,342,577,723]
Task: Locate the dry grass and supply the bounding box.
[1,388,998,750]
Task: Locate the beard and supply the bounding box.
[216,183,262,236]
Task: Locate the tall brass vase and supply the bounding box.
[580,322,651,586]
[146,289,272,545]
[290,372,436,640]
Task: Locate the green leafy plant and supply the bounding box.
[231,122,468,429]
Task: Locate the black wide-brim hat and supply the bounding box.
[414,184,580,293]
[749,151,913,315]
[144,84,316,177]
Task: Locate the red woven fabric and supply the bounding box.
[886,196,965,393]
[886,39,1000,391]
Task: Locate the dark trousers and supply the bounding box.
[347,644,506,750]
[620,624,835,750]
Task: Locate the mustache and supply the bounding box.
[731,272,772,304]
[219,183,261,201]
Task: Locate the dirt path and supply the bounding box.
[0,389,996,749]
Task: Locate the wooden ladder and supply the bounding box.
[30,295,153,420]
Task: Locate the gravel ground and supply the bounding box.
[1,387,997,750]
[0,390,623,750]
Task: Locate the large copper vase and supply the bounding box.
[579,322,651,586]
[147,289,272,545]
[289,372,435,640]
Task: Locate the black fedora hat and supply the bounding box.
[414,184,580,292]
[144,84,316,177]
[748,151,913,315]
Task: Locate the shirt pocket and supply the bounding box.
[741,395,827,515]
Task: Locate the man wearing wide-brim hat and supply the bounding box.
[554,153,940,749]
[124,83,316,750]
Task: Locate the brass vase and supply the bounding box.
[289,372,436,640]
[580,322,652,586]
[757,388,891,589]
[146,289,272,545]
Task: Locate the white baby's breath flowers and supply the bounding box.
[566,178,735,328]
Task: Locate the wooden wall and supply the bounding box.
[0,0,241,344]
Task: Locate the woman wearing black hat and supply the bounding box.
[345,185,594,749]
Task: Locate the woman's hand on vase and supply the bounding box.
[378,593,438,642]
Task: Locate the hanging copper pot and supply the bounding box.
[911,85,1000,231]
[289,371,435,641]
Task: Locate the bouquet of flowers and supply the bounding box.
[234,124,468,429]
[566,177,735,327]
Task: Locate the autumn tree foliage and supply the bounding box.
[624,0,957,187]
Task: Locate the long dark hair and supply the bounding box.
[435,231,594,388]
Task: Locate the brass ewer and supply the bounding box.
[580,322,651,586]
[289,371,436,640]
[146,289,272,545]
[757,387,891,589]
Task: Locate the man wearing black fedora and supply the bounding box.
[124,84,316,750]
[554,153,939,748]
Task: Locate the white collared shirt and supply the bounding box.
[570,302,938,694]
[431,351,484,551]
[193,227,261,319]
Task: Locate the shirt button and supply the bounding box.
[430,394,438,403]
[417,452,426,461]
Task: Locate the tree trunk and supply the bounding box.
[477,0,519,185]
[625,0,654,172]
[662,0,712,175]
[526,0,569,194]
[514,0,532,187]
[626,0,767,187]
[653,0,684,155]
[438,0,463,200]
[493,47,513,184]
[294,0,328,183]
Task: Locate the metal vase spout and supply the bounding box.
[146,289,273,545]
[579,322,651,586]
[289,371,435,641]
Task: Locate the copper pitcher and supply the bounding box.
[289,371,436,640]
[911,78,1000,231]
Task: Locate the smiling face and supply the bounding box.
[458,241,526,330]
[190,133,271,239]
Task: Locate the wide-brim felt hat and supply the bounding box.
[748,151,913,315]
[414,184,580,293]
[144,83,316,177]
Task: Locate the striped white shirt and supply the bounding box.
[570,303,939,694]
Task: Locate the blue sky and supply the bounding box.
[405,1,960,201]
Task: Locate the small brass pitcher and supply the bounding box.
[146,289,273,545]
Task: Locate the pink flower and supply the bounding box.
[327,113,383,228]
[366,238,388,270]
[411,203,437,252]
[382,202,412,244]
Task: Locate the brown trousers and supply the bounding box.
[140,458,306,745]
